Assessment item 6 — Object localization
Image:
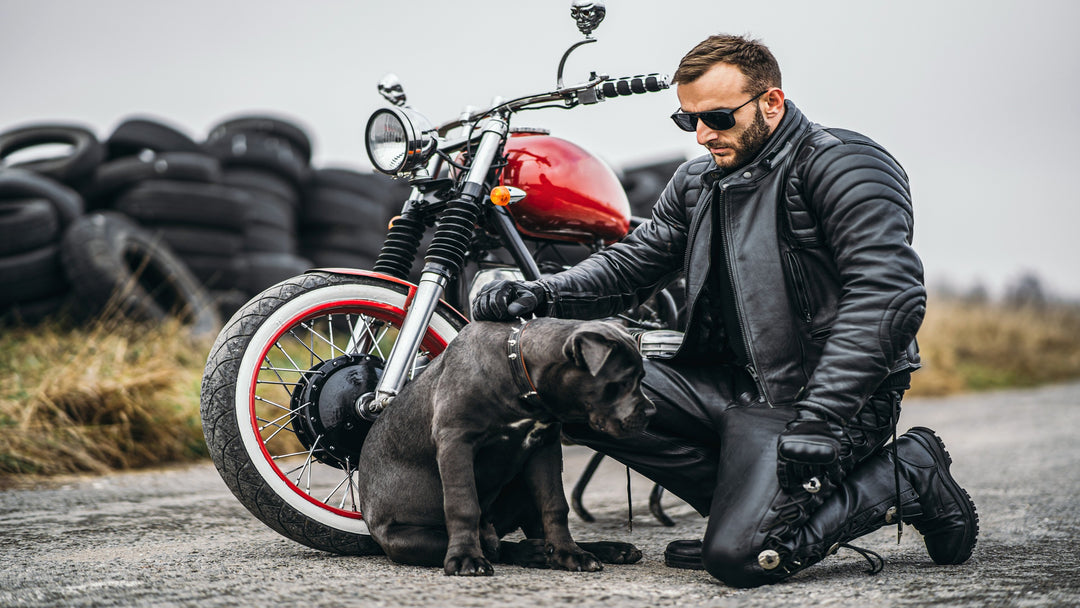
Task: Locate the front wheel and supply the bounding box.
[200,271,466,554]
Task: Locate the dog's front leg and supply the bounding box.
[435,428,493,576]
[524,439,602,572]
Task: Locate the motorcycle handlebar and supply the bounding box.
[435,73,670,136]
[600,73,669,98]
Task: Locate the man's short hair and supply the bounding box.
[672,34,782,93]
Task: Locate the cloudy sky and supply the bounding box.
[2,0,1077,297]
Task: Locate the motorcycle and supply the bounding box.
[199,0,678,555]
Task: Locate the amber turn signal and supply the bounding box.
[490,186,512,206]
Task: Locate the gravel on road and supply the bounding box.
[2,382,1079,607]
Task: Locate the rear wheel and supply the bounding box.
[200,271,466,554]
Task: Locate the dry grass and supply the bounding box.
[0,313,211,478]
[2,294,1079,480]
[910,296,1080,396]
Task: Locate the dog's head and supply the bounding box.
[551,321,654,438]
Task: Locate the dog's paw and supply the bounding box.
[444,553,494,576]
[548,546,603,572]
[576,541,643,564]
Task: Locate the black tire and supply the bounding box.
[242,252,310,294]
[299,225,384,254]
[244,222,296,254]
[199,272,465,554]
[60,212,220,336]
[300,248,374,270]
[221,167,299,206]
[0,198,60,256]
[306,167,404,199]
[0,168,85,227]
[114,180,252,231]
[106,117,203,159]
[203,130,308,188]
[247,190,294,232]
[301,186,390,227]
[1,294,73,325]
[0,124,105,186]
[0,244,67,306]
[149,225,245,257]
[619,155,685,217]
[182,253,247,291]
[207,115,313,164]
[209,288,251,320]
[83,152,222,208]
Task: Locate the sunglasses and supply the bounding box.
[670,90,769,132]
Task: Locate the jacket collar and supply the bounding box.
[702,100,811,188]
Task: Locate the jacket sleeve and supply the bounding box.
[796,136,926,424]
[537,168,691,319]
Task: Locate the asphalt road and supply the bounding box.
[2,382,1079,607]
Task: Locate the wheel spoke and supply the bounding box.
[273,342,304,372]
[255,395,292,413]
[295,435,322,491]
[258,404,303,431]
[299,320,348,358]
[258,415,298,443]
[324,471,352,504]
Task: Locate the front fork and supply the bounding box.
[358,114,510,419]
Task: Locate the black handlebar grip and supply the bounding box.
[600,73,669,98]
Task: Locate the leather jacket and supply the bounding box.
[537,101,925,424]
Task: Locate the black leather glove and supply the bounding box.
[776,409,845,494]
[471,280,548,321]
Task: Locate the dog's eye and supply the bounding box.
[602,382,624,401]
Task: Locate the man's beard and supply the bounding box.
[712,106,771,171]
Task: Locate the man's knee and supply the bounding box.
[701,538,772,588]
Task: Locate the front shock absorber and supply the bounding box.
[373,207,425,280]
[362,114,510,417]
[423,188,483,276]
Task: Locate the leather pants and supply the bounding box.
[563,358,908,587]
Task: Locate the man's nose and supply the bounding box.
[696,121,717,146]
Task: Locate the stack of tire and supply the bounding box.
[201,116,313,313]
[82,115,314,319]
[618,154,687,217]
[0,156,85,323]
[298,168,410,272]
[0,123,219,334]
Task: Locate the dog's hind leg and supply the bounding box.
[379,524,449,568]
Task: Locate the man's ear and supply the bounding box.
[564,331,614,377]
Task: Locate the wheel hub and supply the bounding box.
[290,354,382,469]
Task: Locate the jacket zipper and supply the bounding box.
[719,185,768,404]
[674,182,714,357]
[785,251,813,323]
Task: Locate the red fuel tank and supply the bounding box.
[500,132,630,244]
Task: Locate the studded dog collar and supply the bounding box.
[507,320,545,410]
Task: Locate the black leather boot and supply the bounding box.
[664,539,705,570]
[894,427,979,564]
[755,426,977,582]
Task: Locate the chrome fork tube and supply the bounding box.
[364,114,509,415]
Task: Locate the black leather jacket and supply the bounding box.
[538,101,925,424]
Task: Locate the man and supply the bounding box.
[472,34,978,587]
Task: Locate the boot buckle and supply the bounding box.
[758,549,781,570]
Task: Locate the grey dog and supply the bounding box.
[356,317,653,576]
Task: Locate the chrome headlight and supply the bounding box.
[364,107,436,176]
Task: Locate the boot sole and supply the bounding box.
[906,426,979,564]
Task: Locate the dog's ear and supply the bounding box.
[564,331,614,377]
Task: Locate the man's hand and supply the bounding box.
[776,410,845,494]
[471,280,547,321]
